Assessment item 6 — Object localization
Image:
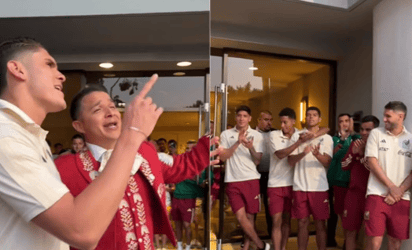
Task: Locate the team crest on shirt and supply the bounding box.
[282,140,285,143]
[364,211,370,220]
[402,139,410,150]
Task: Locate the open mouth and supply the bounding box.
[104,122,118,129]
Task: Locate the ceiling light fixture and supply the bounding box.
[177,61,192,67]
[104,74,116,77]
[249,67,258,70]
[173,72,186,76]
[99,62,113,69]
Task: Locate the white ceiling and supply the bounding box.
[0,11,210,72]
[211,0,381,59]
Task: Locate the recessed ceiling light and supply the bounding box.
[177,61,192,67]
[249,67,258,70]
[297,59,307,63]
[104,74,116,77]
[99,62,113,69]
[173,72,186,76]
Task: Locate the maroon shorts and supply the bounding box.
[342,189,366,231]
[364,195,410,240]
[292,191,330,220]
[171,198,196,223]
[268,186,293,216]
[226,179,260,214]
[334,186,348,215]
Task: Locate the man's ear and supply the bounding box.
[7,60,28,82]
[72,120,85,134]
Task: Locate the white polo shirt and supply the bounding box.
[221,126,264,183]
[0,100,69,250]
[365,127,412,200]
[290,129,333,192]
[256,127,271,173]
[268,128,300,188]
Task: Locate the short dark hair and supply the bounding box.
[54,143,62,148]
[384,101,407,119]
[157,138,167,143]
[361,115,380,128]
[259,110,272,117]
[70,85,108,121]
[306,106,321,117]
[187,140,196,145]
[338,113,351,119]
[236,105,251,115]
[168,139,177,149]
[72,134,84,141]
[0,38,44,96]
[279,108,296,120]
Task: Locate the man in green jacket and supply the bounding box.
[327,113,360,247]
[172,140,213,250]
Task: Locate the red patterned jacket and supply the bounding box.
[55,137,210,250]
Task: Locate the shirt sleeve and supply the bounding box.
[365,129,379,158]
[320,135,334,158]
[253,132,264,153]
[0,137,69,222]
[289,133,300,155]
[269,131,277,154]
[220,130,230,149]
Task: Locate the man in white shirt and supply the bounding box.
[0,37,163,250]
[288,106,333,250]
[220,105,269,250]
[365,101,412,250]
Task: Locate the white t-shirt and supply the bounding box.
[268,129,300,188]
[221,126,264,183]
[0,100,69,250]
[365,127,412,200]
[291,129,333,191]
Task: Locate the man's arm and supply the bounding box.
[367,157,402,202]
[275,141,301,160]
[32,75,162,250]
[288,145,311,166]
[220,141,240,162]
[385,171,412,205]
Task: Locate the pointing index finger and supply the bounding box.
[137,74,158,99]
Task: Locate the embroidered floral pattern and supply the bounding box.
[140,161,155,186]
[79,151,94,172]
[157,183,165,200]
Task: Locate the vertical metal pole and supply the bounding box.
[203,74,211,250]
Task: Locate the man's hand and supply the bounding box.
[333,143,343,155]
[210,136,222,165]
[311,143,321,156]
[299,132,314,143]
[384,194,396,205]
[388,185,403,202]
[352,139,366,156]
[122,74,163,137]
[238,130,247,144]
[242,136,254,149]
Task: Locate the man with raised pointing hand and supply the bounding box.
[0,38,218,250]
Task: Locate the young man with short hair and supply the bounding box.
[220,105,269,250]
[327,113,360,247]
[0,38,162,250]
[364,101,412,250]
[340,115,380,250]
[288,107,333,250]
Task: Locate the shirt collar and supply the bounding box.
[280,127,298,139]
[86,143,108,162]
[234,125,251,132]
[386,126,408,137]
[0,99,48,140]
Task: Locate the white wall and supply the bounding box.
[372,0,412,249]
[0,0,209,18]
[336,31,373,118]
